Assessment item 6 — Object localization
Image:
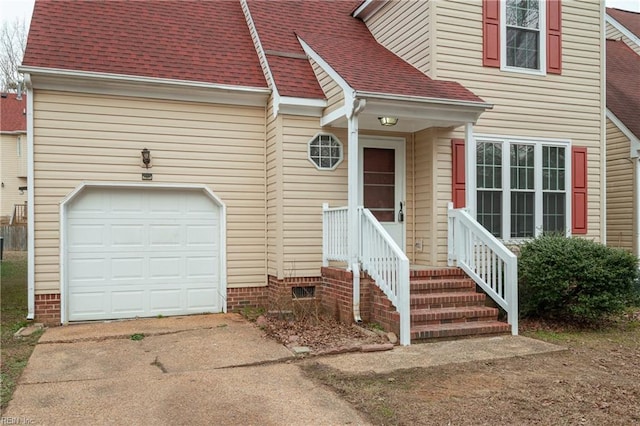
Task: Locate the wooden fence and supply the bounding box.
[1,225,28,251]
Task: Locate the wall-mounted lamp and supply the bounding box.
[141,148,151,169]
[378,116,398,127]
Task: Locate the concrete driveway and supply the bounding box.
[4,314,368,425]
[5,314,564,425]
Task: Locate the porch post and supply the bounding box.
[464,123,476,218]
[347,98,364,323]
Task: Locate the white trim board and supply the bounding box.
[606,14,640,49]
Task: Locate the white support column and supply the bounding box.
[347,99,364,323]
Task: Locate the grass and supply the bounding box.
[1,253,43,413]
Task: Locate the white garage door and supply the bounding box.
[66,187,223,321]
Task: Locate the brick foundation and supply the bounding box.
[35,293,61,325]
[319,267,399,333]
[226,287,269,312]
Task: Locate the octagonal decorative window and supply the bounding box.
[308,133,343,170]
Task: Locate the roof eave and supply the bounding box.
[19,66,271,107]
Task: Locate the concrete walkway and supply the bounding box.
[4,314,564,425]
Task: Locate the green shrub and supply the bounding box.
[518,234,640,323]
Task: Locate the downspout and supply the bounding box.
[25,74,35,320]
[347,96,366,323]
[636,159,640,260]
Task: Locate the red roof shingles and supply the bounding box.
[23,0,482,105]
[247,0,483,103]
[607,40,640,140]
[607,8,640,39]
[0,93,27,133]
[22,0,267,88]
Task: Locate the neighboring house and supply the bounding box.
[20,0,604,345]
[605,8,640,255]
[0,93,28,224]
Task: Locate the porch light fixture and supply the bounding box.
[141,148,151,168]
[378,116,398,126]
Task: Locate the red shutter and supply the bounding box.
[547,0,562,74]
[571,147,587,234]
[452,139,466,208]
[483,0,500,67]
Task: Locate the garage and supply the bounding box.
[63,185,225,322]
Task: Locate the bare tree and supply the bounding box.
[0,17,27,93]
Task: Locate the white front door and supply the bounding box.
[359,137,406,251]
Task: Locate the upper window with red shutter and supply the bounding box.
[483,0,562,75]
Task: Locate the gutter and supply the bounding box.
[355,90,494,110]
[18,66,271,95]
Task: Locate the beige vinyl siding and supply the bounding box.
[365,0,432,76]
[0,133,28,219]
[606,118,635,253]
[413,128,435,265]
[606,20,640,55]
[276,114,416,277]
[33,90,267,293]
[280,116,348,277]
[429,0,603,257]
[311,60,344,116]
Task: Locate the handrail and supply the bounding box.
[322,204,349,266]
[359,208,410,346]
[447,203,518,335]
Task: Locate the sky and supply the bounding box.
[1,0,639,31]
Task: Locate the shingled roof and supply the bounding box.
[607,7,640,39]
[23,0,484,106]
[607,39,640,140]
[0,93,27,133]
[247,0,484,102]
[22,0,267,88]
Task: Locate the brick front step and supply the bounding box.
[410,321,511,341]
[410,268,468,279]
[410,292,486,309]
[410,306,500,324]
[410,278,476,293]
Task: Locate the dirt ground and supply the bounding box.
[299,319,640,425]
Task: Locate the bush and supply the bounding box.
[518,234,640,323]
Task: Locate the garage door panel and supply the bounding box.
[111,225,145,247]
[111,291,145,314]
[186,288,218,310]
[149,290,183,311]
[149,225,182,246]
[69,292,107,316]
[68,224,105,248]
[66,187,223,321]
[111,257,145,280]
[148,257,182,279]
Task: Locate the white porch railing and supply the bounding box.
[322,204,349,266]
[447,203,518,335]
[322,203,411,346]
[359,207,410,346]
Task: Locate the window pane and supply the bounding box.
[511,192,535,238]
[511,144,534,190]
[477,142,502,189]
[543,146,566,191]
[506,28,539,69]
[506,0,539,28]
[477,191,502,237]
[543,192,566,234]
